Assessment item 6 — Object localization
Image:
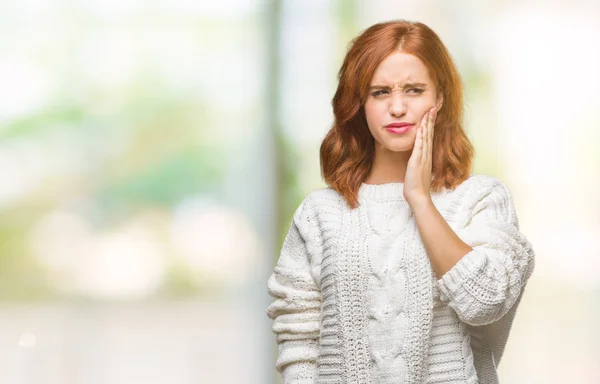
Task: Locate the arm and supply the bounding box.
[411,198,473,280]
[266,201,322,384]
[413,178,536,326]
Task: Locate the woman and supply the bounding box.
[266,20,535,384]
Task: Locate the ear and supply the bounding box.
[435,93,444,110]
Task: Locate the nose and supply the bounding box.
[388,92,406,117]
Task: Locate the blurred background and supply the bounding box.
[0,0,599,383]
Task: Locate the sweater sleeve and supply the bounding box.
[266,200,322,384]
[437,178,536,326]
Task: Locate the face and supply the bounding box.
[364,50,443,153]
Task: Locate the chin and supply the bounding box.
[383,143,413,152]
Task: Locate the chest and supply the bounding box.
[313,198,456,298]
[315,200,419,288]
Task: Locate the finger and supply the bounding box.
[422,111,431,162]
[430,107,436,140]
[415,111,429,161]
[426,108,436,159]
[419,110,428,131]
[429,108,435,145]
[414,123,423,155]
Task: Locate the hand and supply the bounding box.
[404,106,437,207]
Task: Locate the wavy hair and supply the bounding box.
[320,20,474,209]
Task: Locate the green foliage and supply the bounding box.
[0,104,87,140]
[0,208,56,301]
[0,90,225,301]
[95,145,224,222]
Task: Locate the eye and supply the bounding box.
[408,88,425,95]
[371,89,389,96]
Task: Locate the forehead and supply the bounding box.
[370,51,432,85]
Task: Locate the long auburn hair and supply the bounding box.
[320,20,474,209]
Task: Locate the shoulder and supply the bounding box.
[441,173,517,223]
[447,173,512,202]
[292,186,346,231]
[297,186,346,214]
[456,173,508,192]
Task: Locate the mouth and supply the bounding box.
[385,123,414,134]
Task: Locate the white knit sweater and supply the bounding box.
[266,174,536,384]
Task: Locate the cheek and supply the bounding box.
[364,102,383,126]
[412,101,436,122]
[411,99,431,111]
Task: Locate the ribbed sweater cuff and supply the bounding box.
[437,249,486,301]
[282,361,317,384]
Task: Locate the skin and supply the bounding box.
[363,50,473,279]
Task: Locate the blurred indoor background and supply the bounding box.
[0,0,598,383]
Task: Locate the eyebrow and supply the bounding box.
[368,82,428,90]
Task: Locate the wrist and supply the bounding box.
[408,195,433,211]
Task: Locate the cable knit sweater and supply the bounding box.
[266,174,536,384]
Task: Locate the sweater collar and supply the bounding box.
[358,181,451,205]
[358,182,405,200]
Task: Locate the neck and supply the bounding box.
[364,146,412,184]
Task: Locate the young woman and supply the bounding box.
[266,20,535,384]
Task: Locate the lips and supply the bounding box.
[385,123,413,128]
[385,122,414,134]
